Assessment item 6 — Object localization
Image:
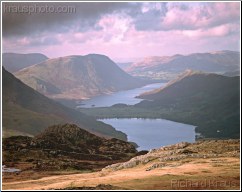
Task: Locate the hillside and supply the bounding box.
[2,139,240,190]
[2,67,126,140]
[137,71,240,138]
[15,54,145,100]
[2,53,48,73]
[78,71,240,139]
[2,124,137,174]
[128,51,240,80]
[223,70,240,77]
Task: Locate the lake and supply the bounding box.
[78,82,165,108]
[100,118,196,150]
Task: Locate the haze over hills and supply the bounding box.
[2,67,127,140]
[116,62,133,71]
[2,53,48,73]
[223,70,240,77]
[137,71,240,138]
[14,54,146,100]
[127,50,240,80]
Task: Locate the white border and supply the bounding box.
[0,1,241,191]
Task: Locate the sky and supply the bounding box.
[2,2,241,62]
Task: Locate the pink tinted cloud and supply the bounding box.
[160,2,240,31]
[181,23,239,38]
[3,2,240,59]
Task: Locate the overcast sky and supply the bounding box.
[2,2,241,61]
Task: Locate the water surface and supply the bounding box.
[78,83,165,108]
[100,118,196,150]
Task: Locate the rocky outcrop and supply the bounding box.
[3,124,137,171]
[103,140,240,172]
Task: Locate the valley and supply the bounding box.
[2,50,240,191]
[79,71,240,140]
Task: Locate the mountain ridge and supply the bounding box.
[136,71,240,138]
[15,54,146,100]
[128,50,240,80]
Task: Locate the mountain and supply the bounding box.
[3,124,137,172]
[223,70,240,77]
[15,54,145,100]
[2,53,48,73]
[128,51,240,80]
[137,71,240,138]
[2,67,126,140]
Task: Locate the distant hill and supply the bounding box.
[137,71,240,139]
[116,62,133,71]
[2,67,126,140]
[128,51,240,80]
[3,53,48,73]
[15,54,145,100]
[223,70,240,77]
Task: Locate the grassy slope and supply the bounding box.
[2,67,127,140]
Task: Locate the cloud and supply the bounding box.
[131,2,240,31]
[129,2,168,31]
[181,23,240,38]
[3,2,239,37]
[2,2,240,59]
[2,2,135,37]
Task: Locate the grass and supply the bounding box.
[3,102,65,137]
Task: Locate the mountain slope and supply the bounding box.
[2,67,126,140]
[137,71,240,138]
[128,51,240,80]
[15,54,145,99]
[3,53,48,73]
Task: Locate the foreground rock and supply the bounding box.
[3,124,137,173]
[103,140,240,171]
[55,184,123,190]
